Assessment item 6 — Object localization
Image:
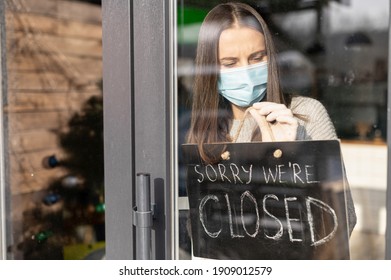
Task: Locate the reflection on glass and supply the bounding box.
[177,0,388,260]
[3,0,104,259]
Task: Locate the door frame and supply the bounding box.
[0,0,10,260]
[386,0,391,260]
[102,0,178,259]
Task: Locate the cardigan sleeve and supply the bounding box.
[290,96,338,141]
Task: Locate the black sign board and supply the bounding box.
[182,140,350,260]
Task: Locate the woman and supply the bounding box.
[186,2,356,235]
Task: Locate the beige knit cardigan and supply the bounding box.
[230,96,338,142]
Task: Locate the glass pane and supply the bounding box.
[177,0,388,259]
[3,0,104,259]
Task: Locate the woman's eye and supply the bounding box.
[251,56,264,62]
[221,62,236,68]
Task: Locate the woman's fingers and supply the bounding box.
[249,108,274,141]
[249,102,298,141]
[252,102,292,122]
[249,107,269,129]
[275,114,298,126]
[252,102,287,113]
[264,109,292,122]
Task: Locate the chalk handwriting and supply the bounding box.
[198,195,222,238]
[198,191,337,246]
[306,197,338,246]
[263,194,283,240]
[194,162,319,185]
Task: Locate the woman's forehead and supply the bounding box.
[218,26,266,58]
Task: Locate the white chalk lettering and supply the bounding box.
[278,164,287,183]
[292,163,305,184]
[305,165,320,184]
[241,165,253,184]
[218,164,232,183]
[263,194,283,240]
[284,197,303,243]
[240,191,260,238]
[225,194,244,238]
[194,165,204,183]
[230,163,243,184]
[194,163,318,185]
[205,164,218,182]
[306,196,338,247]
[262,166,278,183]
[197,192,338,247]
[199,195,221,238]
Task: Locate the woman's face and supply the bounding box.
[218,25,267,69]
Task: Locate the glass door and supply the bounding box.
[176,0,391,260]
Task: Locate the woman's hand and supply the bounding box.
[249,102,298,141]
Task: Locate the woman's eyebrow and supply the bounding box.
[249,50,267,58]
[219,57,237,61]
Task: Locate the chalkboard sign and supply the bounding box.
[182,140,350,260]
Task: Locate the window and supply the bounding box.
[177,0,389,260]
[1,0,104,260]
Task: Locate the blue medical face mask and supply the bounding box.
[218,61,268,107]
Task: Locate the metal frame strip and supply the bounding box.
[169,0,179,260]
[0,0,8,260]
[132,0,174,260]
[385,0,391,260]
[102,0,177,259]
[102,0,135,260]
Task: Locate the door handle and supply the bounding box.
[133,173,153,259]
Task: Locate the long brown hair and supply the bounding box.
[186,2,285,163]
